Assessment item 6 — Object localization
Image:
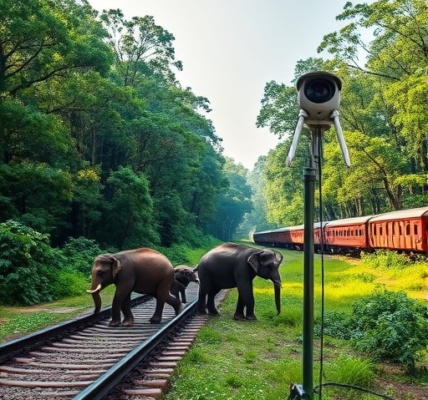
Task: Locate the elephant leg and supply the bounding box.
[121,294,134,326]
[236,281,256,320]
[150,279,177,323]
[197,286,208,314]
[110,294,123,327]
[110,284,133,327]
[180,288,187,303]
[233,294,247,321]
[166,293,182,316]
[206,286,221,315]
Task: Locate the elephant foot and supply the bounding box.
[109,320,121,327]
[233,313,246,321]
[197,309,207,315]
[246,315,257,321]
[150,316,161,324]
[122,319,134,326]
[174,302,183,316]
[207,309,220,316]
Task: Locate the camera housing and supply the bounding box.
[297,71,342,124]
[286,70,351,167]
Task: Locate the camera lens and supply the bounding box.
[304,78,335,103]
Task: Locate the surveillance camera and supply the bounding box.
[297,71,342,123]
[286,71,351,167]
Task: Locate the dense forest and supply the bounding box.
[0,0,252,252]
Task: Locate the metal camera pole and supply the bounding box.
[286,71,350,400]
[302,126,322,399]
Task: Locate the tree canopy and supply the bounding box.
[254,0,428,227]
[0,0,249,250]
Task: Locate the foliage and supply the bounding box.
[360,249,412,270]
[350,289,428,373]
[319,288,428,373]
[0,220,64,305]
[61,236,104,275]
[0,0,247,251]
[207,158,253,241]
[155,244,192,266]
[257,0,428,225]
[325,355,376,388]
[315,310,353,340]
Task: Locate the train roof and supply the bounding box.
[253,224,304,235]
[325,215,373,227]
[369,206,428,222]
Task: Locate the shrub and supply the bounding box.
[50,268,89,298]
[350,289,428,372]
[0,220,64,305]
[61,236,103,275]
[360,250,411,270]
[315,310,353,340]
[155,244,191,266]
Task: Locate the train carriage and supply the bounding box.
[253,206,428,256]
[368,206,428,254]
[314,222,327,253]
[253,225,304,249]
[323,216,373,254]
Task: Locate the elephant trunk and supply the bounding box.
[91,292,102,314]
[86,283,102,314]
[274,282,281,315]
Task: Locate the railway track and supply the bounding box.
[0,283,224,400]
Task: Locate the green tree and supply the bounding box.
[97,166,158,249]
[208,159,253,241]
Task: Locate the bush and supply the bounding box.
[50,268,89,298]
[61,236,103,275]
[315,310,353,340]
[155,244,191,266]
[0,220,65,305]
[360,250,411,270]
[350,289,428,372]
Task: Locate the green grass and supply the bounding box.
[163,248,428,400]
[1,245,427,399]
[0,286,116,341]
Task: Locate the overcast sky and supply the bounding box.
[88,0,349,170]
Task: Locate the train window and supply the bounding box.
[374,225,377,235]
[386,224,389,235]
[360,229,363,236]
[399,224,402,235]
[414,224,419,235]
[379,225,383,235]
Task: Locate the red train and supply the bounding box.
[253,206,428,256]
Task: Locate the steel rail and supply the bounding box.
[72,297,198,400]
[0,294,150,361]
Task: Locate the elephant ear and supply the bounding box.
[247,251,263,273]
[275,251,283,265]
[108,256,122,279]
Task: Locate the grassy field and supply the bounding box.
[0,245,427,399]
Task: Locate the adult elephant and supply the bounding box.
[197,243,283,321]
[86,248,182,325]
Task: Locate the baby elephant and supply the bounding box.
[171,266,199,303]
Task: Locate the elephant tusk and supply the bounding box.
[86,284,102,294]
